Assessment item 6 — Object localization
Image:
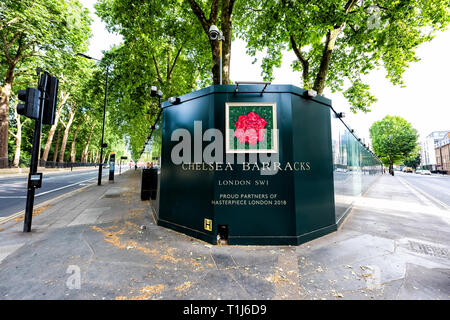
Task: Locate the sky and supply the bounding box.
[79,0,450,144]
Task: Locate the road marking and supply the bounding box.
[0,177,96,199]
[0,169,129,225]
[0,172,112,198]
[0,179,98,225]
[397,176,450,211]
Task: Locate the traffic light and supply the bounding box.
[17,88,41,119]
[42,75,59,125]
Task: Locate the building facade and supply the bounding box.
[435,135,450,174]
[420,131,450,171]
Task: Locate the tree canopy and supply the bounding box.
[235,0,450,112]
[369,115,419,168]
[2,0,450,166]
[0,0,92,167]
[95,0,214,159]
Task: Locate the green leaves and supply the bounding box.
[235,0,450,112]
[369,115,419,167]
[343,81,377,113]
[1,0,93,167]
[95,0,211,158]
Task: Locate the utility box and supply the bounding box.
[153,84,381,245]
[109,152,115,181]
[142,168,158,200]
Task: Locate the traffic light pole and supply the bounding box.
[23,73,48,232]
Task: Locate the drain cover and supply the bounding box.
[408,240,449,259]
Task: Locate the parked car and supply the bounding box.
[415,169,422,174]
[420,170,431,175]
[402,167,413,173]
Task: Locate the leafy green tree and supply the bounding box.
[41,55,95,163]
[403,151,421,169]
[235,0,450,112]
[7,62,37,167]
[0,0,91,167]
[369,115,418,175]
[95,0,212,158]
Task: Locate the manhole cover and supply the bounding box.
[408,240,449,259]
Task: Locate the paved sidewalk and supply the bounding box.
[0,170,448,300]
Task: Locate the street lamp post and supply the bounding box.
[77,53,109,185]
[388,135,394,176]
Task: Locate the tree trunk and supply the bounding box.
[81,125,95,163]
[53,128,61,164]
[210,41,221,84]
[313,27,343,95]
[389,155,394,176]
[41,91,69,162]
[312,0,357,94]
[220,0,235,84]
[0,67,15,168]
[70,122,81,163]
[11,108,21,168]
[94,149,99,163]
[188,0,234,85]
[58,104,77,163]
[290,35,311,89]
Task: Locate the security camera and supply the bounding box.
[303,89,317,98]
[209,25,222,41]
[169,96,181,105]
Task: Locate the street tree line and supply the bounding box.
[1,0,449,166]
[0,0,128,168]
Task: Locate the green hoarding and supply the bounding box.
[151,84,382,245]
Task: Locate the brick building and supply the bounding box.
[435,134,450,174]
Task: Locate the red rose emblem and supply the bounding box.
[234,111,267,145]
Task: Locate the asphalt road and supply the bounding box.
[0,166,130,218]
[395,171,450,209]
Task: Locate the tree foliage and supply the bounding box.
[369,115,419,168]
[0,0,92,167]
[235,0,450,112]
[95,0,213,159]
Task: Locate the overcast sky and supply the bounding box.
[79,0,450,143]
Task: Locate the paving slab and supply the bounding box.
[0,171,448,300]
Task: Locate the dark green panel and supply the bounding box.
[155,84,380,246]
[158,94,216,243]
[211,91,296,244]
[291,96,336,237]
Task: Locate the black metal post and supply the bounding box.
[23,73,48,232]
[98,65,109,186]
[388,135,394,176]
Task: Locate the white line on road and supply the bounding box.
[397,176,450,211]
[0,177,97,199]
